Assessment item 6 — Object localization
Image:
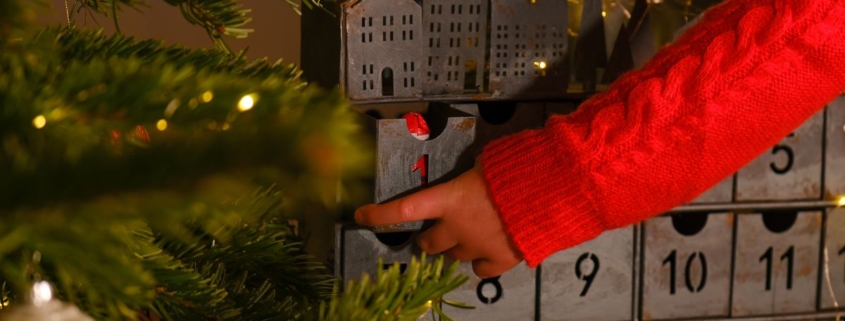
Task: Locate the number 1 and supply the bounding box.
[412,155,428,186]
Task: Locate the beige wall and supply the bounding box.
[40,0,302,64]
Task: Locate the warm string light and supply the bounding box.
[238,94,256,112]
[201,91,214,103]
[32,115,46,129]
[837,196,845,207]
[156,119,168,131]
[63,0,70,26]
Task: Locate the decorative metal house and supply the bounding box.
[304,0,590,103]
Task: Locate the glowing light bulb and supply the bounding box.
[602,11,607,17]
[157,119,168,131]
[238,94,256,112]
[32,281,52,306]
[534,61,547,69]
[32,115,46,129]
[201,91,214,103]
[837,196,845,207]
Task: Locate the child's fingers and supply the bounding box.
[472,258,508,279]
[444,244,479,262]
[354,182,452,226]
[416,222,459,255]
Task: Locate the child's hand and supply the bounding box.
[354,162,523,278]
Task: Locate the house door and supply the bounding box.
[381,68,394,96]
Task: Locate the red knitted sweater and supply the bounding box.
[481,0,845,267]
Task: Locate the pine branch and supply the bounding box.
[141,187,336,320]
[70,0,334,52]
[49,28,301,79]
[0,180,340,320]
[0,27,371,212]
[320,255,470,321]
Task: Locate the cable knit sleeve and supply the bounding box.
[481,0,845,267]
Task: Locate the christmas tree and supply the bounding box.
[0,0,468,320]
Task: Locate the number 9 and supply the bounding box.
[575,252,600,297]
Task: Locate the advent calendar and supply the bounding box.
[302,0,845,319]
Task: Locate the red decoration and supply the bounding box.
[402,112,430,141]
[135,125,150,144]
[109,130,121,146]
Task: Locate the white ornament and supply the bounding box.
[0,281,94,321]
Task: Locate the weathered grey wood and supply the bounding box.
[540,227,635,321]
[340,227,437,320]
[820,208,845,310]
[736,110,824,201]
[439,261,536,321]
[422,0,489,95]
[732,212,821,316]
[346,0,425,99]
[450,103,545,156]
[690,176,734,204]
[642,213,733,320]
[487,0,569,96]
[825,97,845,198]
[372,114,476,232]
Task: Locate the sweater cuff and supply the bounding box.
[481,125,606,267]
